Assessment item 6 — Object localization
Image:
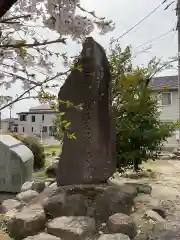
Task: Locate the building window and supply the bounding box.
[160,92,171,105]
[42,114,44,122]
[31,115,35,122]
[42,126,47,132]
[20,115,26,121]
[49,126,56,136]
[22,127,24,132]
[32,127,33,132]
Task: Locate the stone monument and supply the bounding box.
[0,135,34,192]
[57,37,116,185]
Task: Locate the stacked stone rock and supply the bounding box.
[0,179,167,240]
[0,37,171,240]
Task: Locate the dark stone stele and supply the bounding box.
[56,37,116,186]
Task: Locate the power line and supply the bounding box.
[111,0,169,43]
[136,27,176,49]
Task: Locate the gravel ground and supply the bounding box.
[114,160,180,225]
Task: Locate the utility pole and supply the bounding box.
[177,0,180,145]
[0,111,1,134]
[8,105,12,131]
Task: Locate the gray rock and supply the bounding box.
[152,208,166,219]
[42,193,66,218]
[172,148,180,156]
[5,204,46,239]
[149,222,180,240]
[170,154,177,159]
[144,210,165,222]
[61,184,106,195]
[45,181,52,187]
[23,232,61,240]
[29,183,66,206]
[97,233,130,240]
[134,194,160,212]
[16,190,39,202]
[122,183,152,195]
[159,155,171,160]
[132,211,154,240]
[21,181,33,192]
[1,199,24,213]
[134,184,152,195]
[95,186,137,221]
[0,135,34,193]
[62,194,88,216]
[45,162,58,178]
[56,37,116,185]
[45,178,55,187]
[32,180,46,193]
[47,216,96,240]
[107,213,137,239]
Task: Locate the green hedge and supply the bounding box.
[12,134,45,170]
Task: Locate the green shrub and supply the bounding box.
[114,74,173,171]
[12,134,45,170]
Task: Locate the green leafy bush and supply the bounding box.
[114,74,174,171]
[12,133,45,170]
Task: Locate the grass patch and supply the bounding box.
[33,170,47,179]
[44,145,60,153]
[33,157,52,180]
[44,144,61,157]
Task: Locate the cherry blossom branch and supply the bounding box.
[0,38,67,49]
[77,4,105,20]
[1,71,36,85]
[2,63,24,72]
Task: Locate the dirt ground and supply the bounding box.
[117,160,180,224]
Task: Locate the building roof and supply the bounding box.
[29,104,51,111]
[2,118,18,122]
[17,104,58,115]
[150,75,178,90]
[17,111,58,115]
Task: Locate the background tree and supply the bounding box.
[109,42,175,171]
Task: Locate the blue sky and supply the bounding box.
[1,0,177,119]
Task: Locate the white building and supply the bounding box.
[150,75,180,150]
[17,104,58,138]
[1,118,18,133]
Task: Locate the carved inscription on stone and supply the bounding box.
[56,37,116,185]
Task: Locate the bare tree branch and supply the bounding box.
[0,70,70,111]
[0,14,31,23]
[145,58,178,86]
[0,38,67,49]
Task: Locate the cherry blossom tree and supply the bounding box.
[0,0,115,111]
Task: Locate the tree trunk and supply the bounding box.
[0,0,18,19]
[133,158,139,172]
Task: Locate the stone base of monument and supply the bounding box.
[0,178,169,240]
